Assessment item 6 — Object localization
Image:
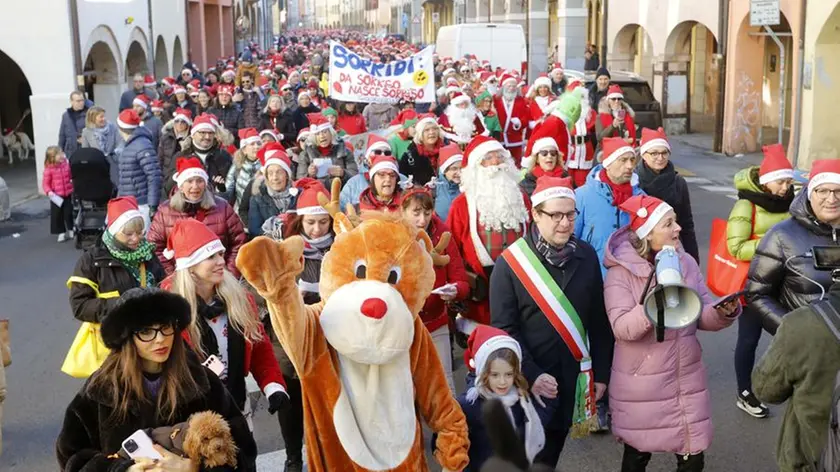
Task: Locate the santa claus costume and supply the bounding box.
[494,73,533,167]
[446,135,532,325]
[565,81,598,187]
[527,74,555,124]
[438,92,488,145]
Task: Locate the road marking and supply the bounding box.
[699,185,737,194]
[683,177,714,185]
[674,166,697,177]
[257,449,288,471]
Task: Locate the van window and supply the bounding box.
[615,83,655,107]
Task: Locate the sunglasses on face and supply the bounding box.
[371,149,392,156]
[609,97,621,102]
[242,81,252,85]
[538,150,559,157]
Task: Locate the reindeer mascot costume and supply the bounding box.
[237,179,470,472]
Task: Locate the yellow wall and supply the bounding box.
[423,1,453,44]
[797,0,840,168]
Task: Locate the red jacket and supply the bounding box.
[599,111,637,147]
[337,114,367,136]
[161,277,286,398]
[420,216,470,332]
[147,195,247,277]
[528,95,554,123]
[445,192,531,324]
[358,187,401,213]
[42,159,74,197]
[493,96,531,147]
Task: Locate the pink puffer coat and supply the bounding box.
[602,225,737,455]
[42,159,74,197]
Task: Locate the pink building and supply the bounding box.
[188,0,235,70]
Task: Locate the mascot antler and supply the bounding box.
[417,228,451,267]
[317,178,361,232]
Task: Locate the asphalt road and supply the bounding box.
[0,141,781,471]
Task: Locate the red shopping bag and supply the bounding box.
[706,218,753,297]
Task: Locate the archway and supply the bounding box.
[611,23,654,84]
[172,36,184,77]
[0,48,33,171]
[664,20,719,133]
[810,3,840,159]
[83,34,122,117]
[125,41,148,79]
[154,36,169,78]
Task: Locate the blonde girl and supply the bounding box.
[42,145,74,242]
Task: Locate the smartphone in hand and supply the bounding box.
[202,354,225,377]
[122,430,163,461]
[714,290,748,309]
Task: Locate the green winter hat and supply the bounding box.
[475,90,492,105]
[550,88,583,125]
[323,107,338,118]
[403,118,419,130]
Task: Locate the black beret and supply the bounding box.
[100,288,192,350]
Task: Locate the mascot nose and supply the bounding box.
[360,298,388,319]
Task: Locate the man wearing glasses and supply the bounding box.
[491,175,614,468]
[233,72,264,129]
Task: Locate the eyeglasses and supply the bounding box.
[135,324,175,342]
[242,81,252,85]
[371,149,393,156]
[538,150,559,157]
[813,187,840,200]
[645,151,670,158]
[609,97,621,102]
[538,209,579,223]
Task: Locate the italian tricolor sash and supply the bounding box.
[501,238,597,438]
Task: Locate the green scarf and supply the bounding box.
[102,230,157,287]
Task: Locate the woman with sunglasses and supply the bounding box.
[635,128,699,262]
[595,84,636,149]
[57,287,258,472]
[161,219,289,427]
[519,131,568,197]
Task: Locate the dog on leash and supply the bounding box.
[2,129,34,164]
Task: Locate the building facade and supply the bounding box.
[0,0,186,191]
[189,0,234,70]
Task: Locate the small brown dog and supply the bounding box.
[119,411,238,468]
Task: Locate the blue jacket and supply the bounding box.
[435,168,461,222]
[58,107,88,156]
[247,182,295,237]
[142,114,163,150]
[339,172,369,211]
[573,164,644,277]
[118,127,162,207]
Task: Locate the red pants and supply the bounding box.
[506,145,524,168]
[568,168,592,188]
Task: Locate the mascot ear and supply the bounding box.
[417,230,451,267]
[317,177,360,234]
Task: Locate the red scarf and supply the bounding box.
[417,141,442,166]
[600,168,633,206]
[532,166,567,178]
[359,188,401,212]
[318,144,333,156]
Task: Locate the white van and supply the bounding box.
[435,24,526,75]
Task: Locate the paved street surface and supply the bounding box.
[0,136,780,471]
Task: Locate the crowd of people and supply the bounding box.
[43,30,840,472]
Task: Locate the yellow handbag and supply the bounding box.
[61,265,146,378]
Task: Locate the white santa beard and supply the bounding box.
[503,90,517,102]
[447,107,476,138]
[461,163,528,232]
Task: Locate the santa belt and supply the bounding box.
[573,135,591,145]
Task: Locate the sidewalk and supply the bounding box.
[667,133,763,184]
[0,159,39,207]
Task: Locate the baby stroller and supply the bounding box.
[69,148,115,250]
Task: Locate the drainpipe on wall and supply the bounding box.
[148,0,155,74]
[184,0,191,63]
[68,0,84,91]
[712,0,729,153]
[791,0,807,168]
[600,0,607,65]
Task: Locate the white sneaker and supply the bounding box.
[66,230,75,239]
[57,233,67,243]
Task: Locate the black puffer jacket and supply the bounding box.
[68,241,165,323]
[636,161,700,262]
[166,145,233,197]
[209,104,245,142]
[259,110,297,147]
[157,125,189,177]
[746,189,839,334]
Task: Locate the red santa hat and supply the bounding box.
[567,80,584,92]
[600,136,636,169]
[463,325,522,389]
[190,114,216,136]
[106,196,144,235]
[499,73,518,87]
[308,113,332,134]
[531,176,576,207]
[132,94,150,110]
[463,135,508,168]
[187,79,201,91]
[172,157,209,188]
[172,84,187,95]
[759,144,793,185]
[620,195,674,239]
[442,68,456,77]
[217,84,235,96]
[238,127,261,148]
[479,71,495,84]
[150,100,164,113]
[439,143,464,173]
[533,73,552,90]
[369,154,399,178]
[551,62,563,74]
[365,134,391,160]
[181,68,194,77]
[259,129,279,142]
[414,113,440,137]
[450,91,471,106]
[606,84,624,100]
[639,127,671,156]
[172,107,193,125]
[527,123,560,158]
[143,74,156,87]
[221,69,236,78]
[161,76,176,88]
[258,143,293,179]
[808,159,840,198]
[163,219,226,271]
[297,126,311,143]
[278,80,291,91]
[117,109,142,129]
[293,178,330,215]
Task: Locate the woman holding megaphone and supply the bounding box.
[602,195,740,472]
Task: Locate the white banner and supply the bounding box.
[328,41,436,104]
